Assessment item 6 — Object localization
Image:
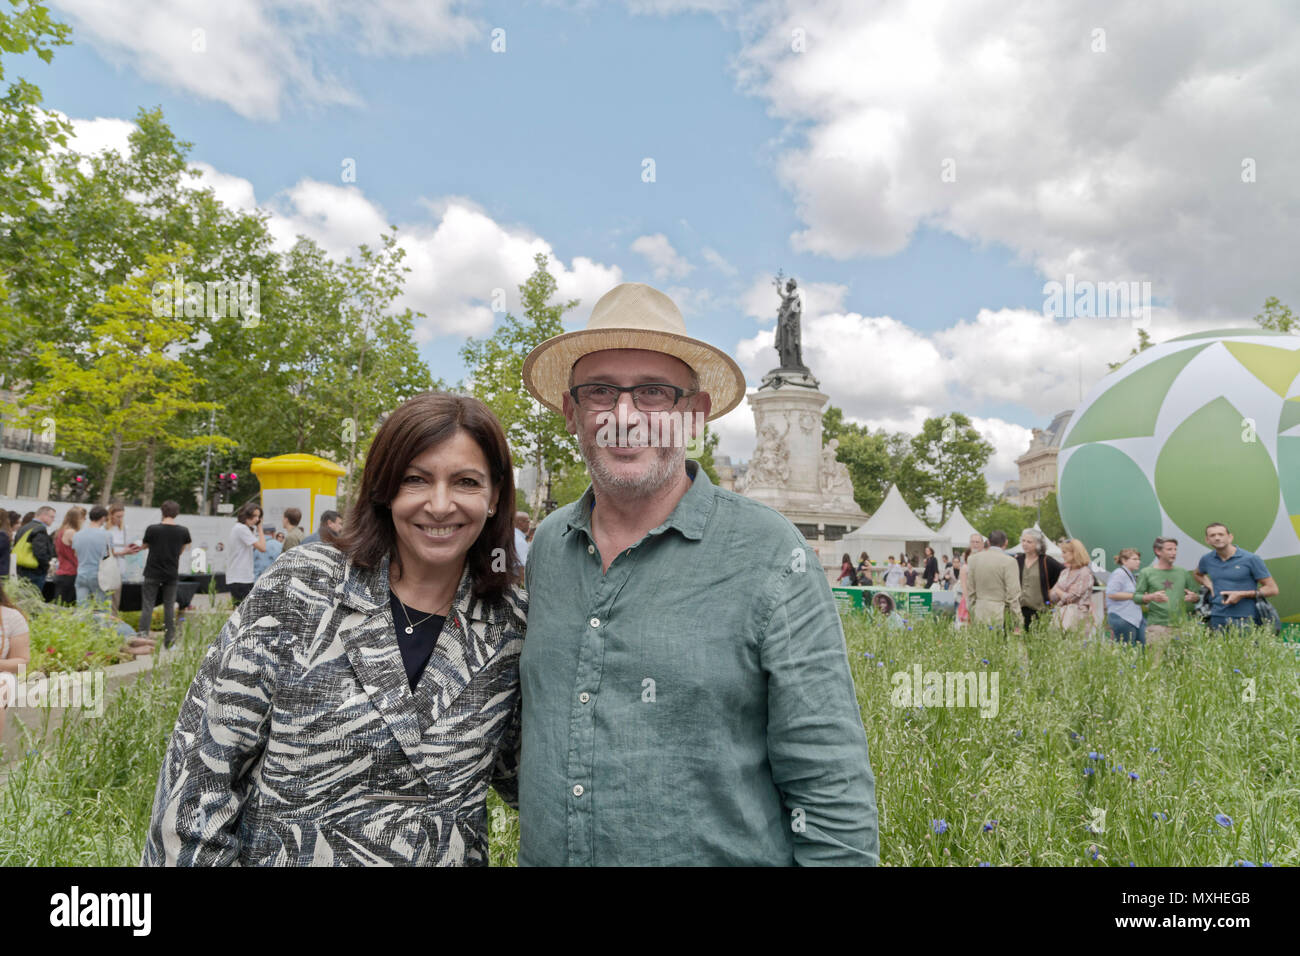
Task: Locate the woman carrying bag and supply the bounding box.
[1049,538,1094,632]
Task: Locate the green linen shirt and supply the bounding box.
[519,460,878,866]
[1134,564,1199,626]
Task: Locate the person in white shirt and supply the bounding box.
[884,556,906,588]
[225,502,266,606]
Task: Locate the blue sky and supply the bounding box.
[23,0,1300,482]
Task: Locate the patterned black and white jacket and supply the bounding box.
[141,542,526,866]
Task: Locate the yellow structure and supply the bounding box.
[250,453,347,533]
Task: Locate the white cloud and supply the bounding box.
[631,233,694,280]
[50,0,482,120]
[732,0,1300,318]
[722,301,1234,487]
[64,113,623,343]
[701,246,738,276]
[739,273,847,323]
[64,116,136,158]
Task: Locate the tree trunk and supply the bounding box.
[100,433,123,505]
[141,437,157,507]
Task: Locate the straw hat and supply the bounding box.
[522,282,747,421]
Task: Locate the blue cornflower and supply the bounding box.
[983,821,998,832]
[1215,814,1233,828]
[1070,732,1082,740]
[1128,771,1139,780]
[1013,729,1023,738]
[863,652,874,659]
[932,819,949,834]
[1233,668,1241,674]
[1149,746,1158,753]
[981,658,989,665]
[1153,812,1167,821]
[1084,767,1095,776]
[1113,764,1124,773]
[1088,751,1104,760]
[1088,845,1100,860]
[1236,860,1256,867]
[1128,862,1136,867]
[877,661,884,667]
[977,861,992,867]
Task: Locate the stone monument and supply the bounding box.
[736,273,867,561]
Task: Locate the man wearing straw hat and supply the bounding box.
[517,282,878,866]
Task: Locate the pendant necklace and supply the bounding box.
[395,593,451,635]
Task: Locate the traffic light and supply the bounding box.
[71,474,88,502]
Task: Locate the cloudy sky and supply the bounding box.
[22,0,1300,486]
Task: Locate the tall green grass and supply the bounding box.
[0,614,217,866]
[4,608,1296,865]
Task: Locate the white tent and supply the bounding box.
[840,485,950,564]
[937,506,982,553]
[1005,522,1064,561]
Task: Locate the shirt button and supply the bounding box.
[587,545,595,555]
[572,784,584,797]
[579,692,590,704]
[590,617,600,628]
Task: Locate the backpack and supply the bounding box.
[13,528,38,569]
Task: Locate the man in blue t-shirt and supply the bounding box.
[1193,522,1278,631]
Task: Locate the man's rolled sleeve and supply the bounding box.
[760,550,879,865]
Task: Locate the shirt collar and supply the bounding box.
[564,459,714,542]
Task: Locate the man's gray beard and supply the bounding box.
[578,430,685,500]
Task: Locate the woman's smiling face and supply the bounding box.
[390,429,499,578]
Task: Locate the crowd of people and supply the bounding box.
[840,522,1280,646]
[0,501,357,667]
[837,546,955,591]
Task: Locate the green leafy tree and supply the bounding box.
[821,405,899,512]
[461,252,582,514]
[1037,491,1065,542]
[897,412,993,524]
[1107,327,1154,371]
[971,499,1038,546]
[0,0,72,365]
[1253,296,1297,333]
[6,249,234,504]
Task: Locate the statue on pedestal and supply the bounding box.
[761,271,820,390]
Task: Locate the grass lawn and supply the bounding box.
[3,608,1296,866]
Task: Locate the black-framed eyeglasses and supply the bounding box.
[568,382,695,412]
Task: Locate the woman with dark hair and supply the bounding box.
[0,578,31,740]
[144,392,525,866]
[224,501,266,606]
[922,545,939,589]
[855,551,872,586]
[836,553,859,586]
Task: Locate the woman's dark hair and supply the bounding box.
[337,392,516,603]
[20,511,34,527]
[840,553,852,566]
[236,502,262,523]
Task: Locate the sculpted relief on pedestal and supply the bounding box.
[740,420,791,490]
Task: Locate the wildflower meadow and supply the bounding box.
[2,608,1296,866]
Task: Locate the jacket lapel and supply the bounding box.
[409,565,510,731]
[334,555,428,773]
[334,556,513,785]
